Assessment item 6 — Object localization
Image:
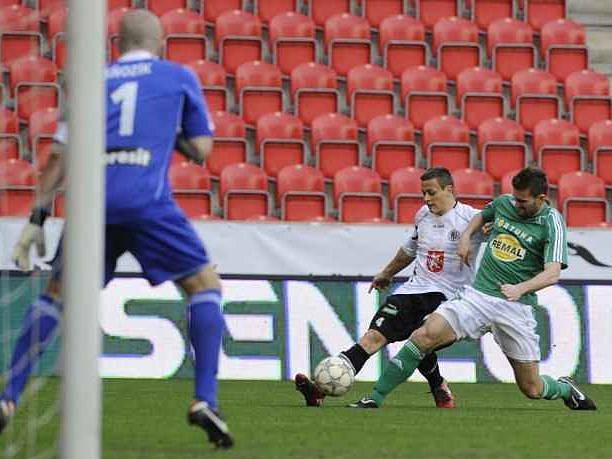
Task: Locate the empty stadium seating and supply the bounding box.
[453,168,495,209]
[346,64,395,128]
[478,117,526,182]
[161,8,207,63]
[565,70,612,135]
[557,172,608,226]
[334,166,384,223]
[363,0,406,29]
[324,13,371,77]
[401,66,450,130]
[235,60,283,126]
[0,158,36,216]
[511,68,560,132]
[525,0,567,32]
[416,0,459,30]
[168,161,213,218]
[269,12,316,76]
[471,0,514,31]
[456,67,504,130]
[207,111,247,177]
[186,60,228,112]
[291,62,340,126]
[533,118,582,185]
[220,163,271,220]
[308,0,350,29]
[367,114,416,181]
[277,164,327,221]
[216,10,263,74]
[255,0,297,24]
[379,15,428,79]
[423,116,471,171]
[311,113,360,180]
[541,19,587,82]
[256,112,305,179]
[487,18,536,82]
[589,120,612,187]
[433,17,481,81]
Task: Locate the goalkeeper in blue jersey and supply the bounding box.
[0,10,233,448]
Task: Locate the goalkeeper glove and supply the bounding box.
[12,208,49,271]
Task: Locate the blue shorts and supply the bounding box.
[52,203,210,286]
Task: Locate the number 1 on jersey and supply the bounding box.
[111,81,138,136]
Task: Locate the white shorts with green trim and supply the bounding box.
[436,286,540,362]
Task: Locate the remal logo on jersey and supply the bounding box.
[490,234,526,262]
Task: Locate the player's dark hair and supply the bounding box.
[420,167,454,189]
[512,167,548,197]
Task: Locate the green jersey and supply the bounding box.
[473,194,568,306]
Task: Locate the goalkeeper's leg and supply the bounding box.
[0,281,62,433]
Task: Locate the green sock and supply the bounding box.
[371,340,423,406]
[540,375,571,400]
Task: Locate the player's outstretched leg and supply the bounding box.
[186,288,234,448]
[557,377,597,411]
[188,401,233,449]
[0,294,61,434]
[418,353,455,408]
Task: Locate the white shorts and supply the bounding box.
[436,286,540,362]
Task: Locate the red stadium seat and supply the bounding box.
[0,158,36,216]
[169,162,213,218]
[9,56,59,122]
[565,70,611,135]
[146,0,187,17]
[525,0,566,32]
[52,33,66,70]
[423,116,471,171]
[389,166,426,223]
[269,12,316,76]
[478,117,526,181]
[533,118,582,185]
[291,62,340,126]
[500,169,521,194]
[588,120,612,187]
[0,32,42,66]
[542,19,587,82]
[207,111,247,177]
[347,64,395,128]
[363,0,405,28]
[0,134,20,162]
[557,171,608,227]
[0,107,18,134]
[433,16,481,81]
[202,0,241,24]
[325,13,372,77]
[277,164,327,221]
[367,114,416,181]
[236,60,283,126]
[220,163,271,220]
[334,166,384,222]
[28,107,58,148]
[379,15,428,79]
[453,168,494,208]
[0,5,39,31]
[311,113,360,179]
[471,0,514,31]
[186,60,227,112]
[161,9,207,63]
[416,0,459,30]
[308,0,350,29]
[511,68,560,132]
[456,67,505,131]
[487,18,536,82]
[47,5,66,39]
[401,66,450,130]
[256,112,305,179]
[255,0,297,24]
[216,10,264,74]
[108,0,132,9]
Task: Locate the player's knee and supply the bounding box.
[409,327,435,353]
[179,264,221,295]
[360,329,386,353]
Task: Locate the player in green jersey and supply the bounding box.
[350,167,596,410]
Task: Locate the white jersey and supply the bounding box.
[394,202,482,299]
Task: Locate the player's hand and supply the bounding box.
[481,222,494,236]
[457,235,472,266]
[12,223,46,271]
[368,273,391,293]
[500,283,525,302]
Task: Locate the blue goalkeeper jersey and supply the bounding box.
[104,50,214,222]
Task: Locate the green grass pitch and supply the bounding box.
[4,378,611,459]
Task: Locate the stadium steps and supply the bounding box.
[569,0,612,77]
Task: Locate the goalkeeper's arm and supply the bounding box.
[175,134,213,166]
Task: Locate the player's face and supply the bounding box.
[421,179,453,216]
[512,188,546,218]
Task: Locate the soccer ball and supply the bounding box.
[313,356,355,396]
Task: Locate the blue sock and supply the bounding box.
[187,289,224,410]
[2,294,61,405]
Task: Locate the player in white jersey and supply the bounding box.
[295,167,483,408]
